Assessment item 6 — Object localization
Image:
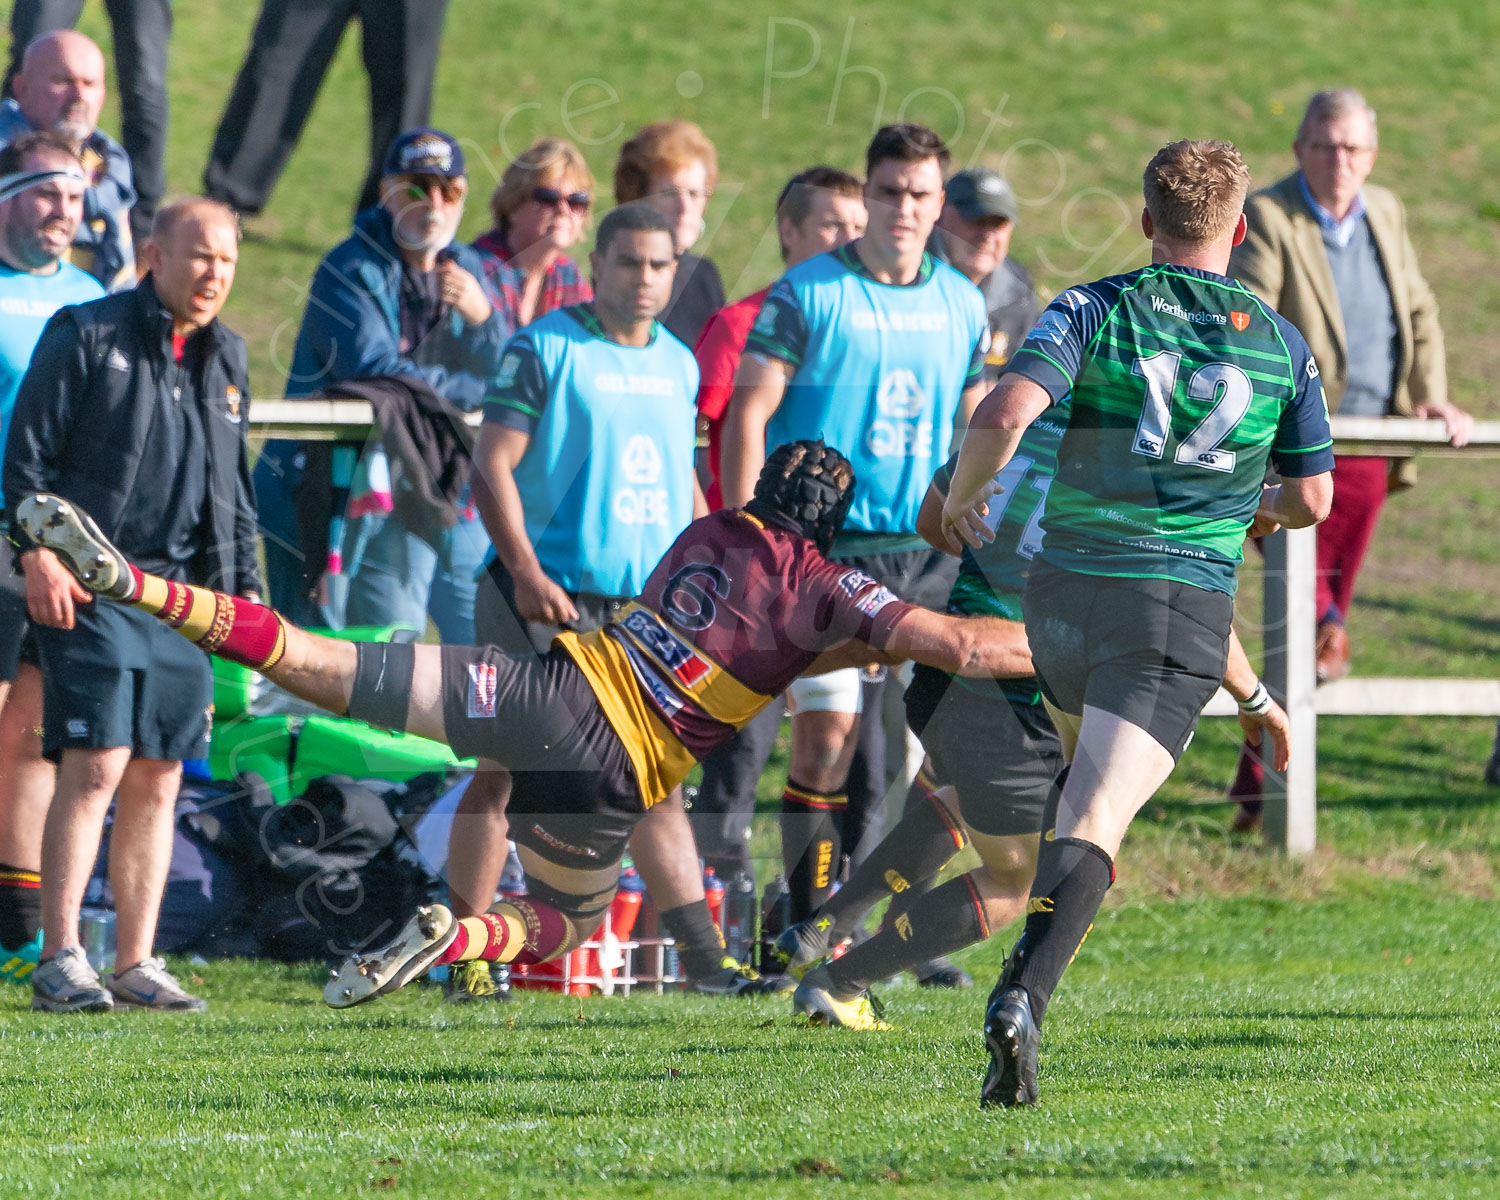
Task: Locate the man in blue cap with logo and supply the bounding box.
[258,127,505,634]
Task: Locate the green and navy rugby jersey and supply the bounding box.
[931,403,1067,703]
[744,241,988,542]
[1005,263,1333,594]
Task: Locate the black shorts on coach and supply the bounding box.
[33,602,213,762]
[1021,559,1232,760]
[0,563,29,685]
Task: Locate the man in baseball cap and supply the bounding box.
[932,167,1038,383]
[382,127,465,181]
[258,122,502,642]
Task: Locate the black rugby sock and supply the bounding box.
[658,901,726,980]
[0,862,42,949]
[826,871,990,996]
[1007,835,1114,1024]
[820,770,967,938]
[780,780,845,923]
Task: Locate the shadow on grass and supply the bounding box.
[1185,1007,1461,1023]
[1359,592,1500,659]
[1137,1029,1288,1051]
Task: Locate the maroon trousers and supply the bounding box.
[1232,455,1391,804]
[1315,455,1391,625]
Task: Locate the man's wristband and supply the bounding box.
[1238,682,1273,716]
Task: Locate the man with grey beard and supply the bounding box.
[264,127,504,634]
[0,131,103,986]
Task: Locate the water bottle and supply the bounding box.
[497,841,527,989]
[703,867,725,934]
[80,908,116,975]
[724,871,757,963]
[756,874,790,974]
[610,863,645,942]
[498,843,526,895]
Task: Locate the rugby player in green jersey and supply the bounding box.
[941,140,1335,1107]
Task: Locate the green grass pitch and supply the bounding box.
[6,0,1500,1195]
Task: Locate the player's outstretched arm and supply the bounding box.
[880,608,1034,679]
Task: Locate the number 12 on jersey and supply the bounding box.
[1130,350,1254,473]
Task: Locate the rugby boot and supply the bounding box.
[687,956,774,996]
[793,964,891,1030]
[980,983,1040,1107]
[913,955,974,988]
[15,494,132,598]
[0,931,42,986]
[325,904,457,1008]
[443,959,511,1004]
[773,915,834,980]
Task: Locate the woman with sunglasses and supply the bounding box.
[614,120,725,347]
[473,138,595,340]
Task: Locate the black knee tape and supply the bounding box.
[348,641,416,732]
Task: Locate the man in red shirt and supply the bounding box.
[694,167,865,511]
[689,167,864,885]
[18,441,1029,1020]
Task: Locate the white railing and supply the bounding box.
[248,409,1500,854]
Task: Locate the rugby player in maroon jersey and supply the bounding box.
[15,440,1033,1007]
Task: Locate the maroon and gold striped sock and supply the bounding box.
[433,898,575,967]
[435,911,521,965]
[122,566,287,671]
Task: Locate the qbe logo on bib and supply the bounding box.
[614,434,670,525]
[867,368,932,458]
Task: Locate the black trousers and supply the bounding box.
[6,0,172,243]
[202,0,448,215]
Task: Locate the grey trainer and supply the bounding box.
[108,956,208,1012]
[31,945,114,1013]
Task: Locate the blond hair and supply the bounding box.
[613,120,718,203]
[1142,139,1249,249]
[488,138,594,233]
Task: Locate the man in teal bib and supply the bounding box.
[462,205,753,997]
[942,140,1335,1107]
[721,123,990,934]
[0,132,102,985]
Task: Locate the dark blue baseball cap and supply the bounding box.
[382,128,466,180]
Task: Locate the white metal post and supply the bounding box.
[1261,526,1318,854]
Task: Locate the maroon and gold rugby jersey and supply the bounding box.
[555,506,913,806]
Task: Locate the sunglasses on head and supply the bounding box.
[532,186,591,213]
[402,175,466,204]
